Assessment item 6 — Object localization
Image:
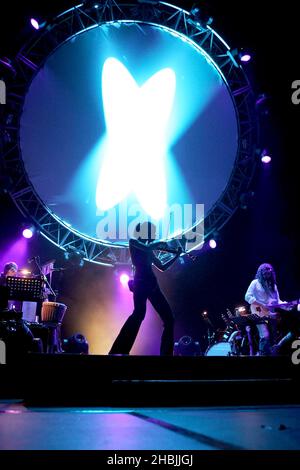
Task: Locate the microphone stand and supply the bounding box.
[31,257,57,321]
[202,315,215,347]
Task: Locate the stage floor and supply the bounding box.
[1,401,300,450]
[1,354,300,407]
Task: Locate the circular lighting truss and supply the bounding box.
[1,1,259,266]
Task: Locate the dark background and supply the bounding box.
[0,1,299,354]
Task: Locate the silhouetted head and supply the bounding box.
[3,261,18,277]
[134,222,156,243]
[256,263,276,292]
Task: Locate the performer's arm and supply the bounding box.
[245,280,257,304]
[245,280,267,307]
[274,286,292,310]
[129,238,150,252]
[148,240,180,253]
[275,286,285,305]
[129,239,180,254]
[152,248,182,272]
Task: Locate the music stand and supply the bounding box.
[6,276,45,321]
[6,276,44,301]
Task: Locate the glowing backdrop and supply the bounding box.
[20,22,238,243]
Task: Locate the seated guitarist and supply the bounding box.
[245,263,285,355]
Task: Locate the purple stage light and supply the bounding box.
[261,154,271,164]
[209,239,217,249]
[240,53,251,62]
[120,273,130,287]
[0,237,29,270]
[22,228,33,239]
[30,18,40,30]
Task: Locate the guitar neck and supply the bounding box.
[250,300,298,317]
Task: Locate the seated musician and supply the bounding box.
[0,261,18,282]
[245,263,286,355]
[0,261,35,358]
[0,262,23,311]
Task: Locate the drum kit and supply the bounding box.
[203,307,259,356]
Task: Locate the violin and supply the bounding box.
[152,241,183,255]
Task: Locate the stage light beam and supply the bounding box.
[96,58,176,220]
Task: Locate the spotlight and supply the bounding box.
[63,334,89,354]
[261,155,271,164]
[30,18,46,30]
[115,264,133,288]
[22,227,34,239]
[209,239,217,249]
[229,48,252,66]
[119,272,130,287]
[208,231,220,249]
[239,50,252,62]
[30,18,39,30]
[261,150,271,164]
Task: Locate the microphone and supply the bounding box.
[28,256,37,264]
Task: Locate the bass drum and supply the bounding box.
[205,341,232,356]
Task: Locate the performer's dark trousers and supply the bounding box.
[109,280,174,356]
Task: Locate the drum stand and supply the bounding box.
[42,322,64,353]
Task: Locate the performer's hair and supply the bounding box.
[3,261,18,276]
[256,263,276,293]
[134,221,156,241]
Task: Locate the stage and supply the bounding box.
[1,402,300,451]
[1,354,299,407]
[1,354,300,452]
[1,0,300,458]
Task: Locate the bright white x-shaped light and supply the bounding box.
[96,58,176,219]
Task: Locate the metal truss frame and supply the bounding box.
[0,0,259,266]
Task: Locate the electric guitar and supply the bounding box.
[250,300,299,318]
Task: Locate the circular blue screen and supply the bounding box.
[20,22,238,243]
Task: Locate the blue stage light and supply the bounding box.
[96,58,176,220]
